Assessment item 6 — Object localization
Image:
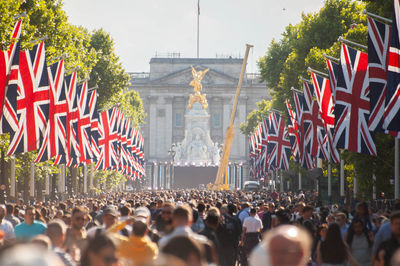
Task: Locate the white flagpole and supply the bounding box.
[10,157,16,198]
[197,0,200,58]
[373,174,376,200]
[298,171,302,190]
[340,150,345,203]
[328,159,332,201]
[30,162,35,199]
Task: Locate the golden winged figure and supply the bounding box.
[188,66,210,110]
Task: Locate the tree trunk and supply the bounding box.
[36,179,43,202]
[71,167,78,196]
[24,172,29,203]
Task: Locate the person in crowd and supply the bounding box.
[238,202,251,224]
[298,205,316,238]
[199,207,220,250]
[316,222,359,266]
[0,204,15,242]
[87,205,119,238]
[46,219,76,266]
[65,206,88,260]
[241,207,262,262]
[354,202,373,232]
[345,218,373,266]
[14,206,47,240]
[375,211,400,266]
[155,203,175,236]
[118,216,158,266]
[250,224,312,266]
[335,212,349,239]
[191,202,205,233]
[80,233,119,266]
[261,202,275,232]
[5,203,20,228]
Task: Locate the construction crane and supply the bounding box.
[212,44,253,190]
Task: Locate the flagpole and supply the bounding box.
[298,171,302,190]
[197,0,200,58]
[328,158,332,202]
[395,138,399,199]
[340,150,345,205]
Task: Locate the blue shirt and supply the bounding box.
[372,221,392,254]
[15,220,47,240]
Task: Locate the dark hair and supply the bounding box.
[132,221,148,237]
[120,206,130,217]
[5,204,14,215]
[162,236,204,263]
[205,212,219,226]
[80,234,117,266]
[173,206,191,222]
[346,218,372,247]
[197,202,206,212]
[320,223,347,264]
[391,211,400,222]
[72,206,87,216]
[303,206,314,213]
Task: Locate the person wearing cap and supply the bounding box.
[87,205,119,238]
[117,214,158,266]
[0,204,14,242]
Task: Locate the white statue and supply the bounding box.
[173,143,184,162]
[212,142,222,165]
[188,134,207,160]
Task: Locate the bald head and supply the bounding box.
[266,225,311,266]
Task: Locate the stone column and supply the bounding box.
[83,165,88,194]
[153,163,158,190]
[10,157,16,198]
[30,162,35,199]
[45,173,50,196]
[148,96,158,159]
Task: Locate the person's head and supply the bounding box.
[162,203,174,223]
[351,218,365,236]
[119,206,130,217]
[204,208,220,230]
[157,199,164,209]
[264,225,311,266]
[102,206,118,229]
[390,211,400,237]
[197,202,205,213]
[5,204,14,216]
[172,205,192,228]
[46,219,67,247]
[325,223,343,244]
[81,234,119,266]
[132,219,148,237]
[355,202,369,217]
[31,234,51,250]
[161,236,205,266]
[134,207,151,224]
[335,212,347,227]
[268,202,275,212]
[302,206,313,219]
[250,207,257,217]
[25,206,36,225]
[0,205,5,221]
[318,224,328,240]
[71,206,87,231]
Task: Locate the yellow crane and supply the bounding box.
[213,44,253,190]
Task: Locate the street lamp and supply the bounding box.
[168,144,176,189]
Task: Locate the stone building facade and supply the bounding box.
[129,57,269,189]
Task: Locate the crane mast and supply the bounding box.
[214,44,253,190]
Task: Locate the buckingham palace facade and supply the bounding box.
[129,56,269,189]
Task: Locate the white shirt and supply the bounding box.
[0,219,15,240]
[243,216,263,233]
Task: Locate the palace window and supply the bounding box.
[213,113,221,128]
[175,113,183,127]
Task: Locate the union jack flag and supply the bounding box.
[368,17,392,131]
[334,44,376,155]
[249,133,256,178]
[35,60,67,163]
[384,0,400,131]
[54,72,79,166]
[8,42,50,155]
[0,20,21,128]
[88,91,100,162]
[77,81,93,165]
[285,99,300,161]
[293,91,313,169]
[311,72,340,163]
[95,107,120,170]
[266,112,291,170]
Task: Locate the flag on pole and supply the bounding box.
[383,0,400,131]
[285,99,300,161]
[7,42,50,155]
[334,44,376,155]
[368,17,392,131]
[266,112,291,170]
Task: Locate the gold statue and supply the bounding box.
[188,65,209,110]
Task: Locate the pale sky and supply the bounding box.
[63,0,325,73]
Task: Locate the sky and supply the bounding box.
[63,0,325,73]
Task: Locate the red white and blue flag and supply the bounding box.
[267,112,291,170]
[383,0,400,131]
[8,42,50,155]
[285,99,300,162]
[334,44,376,156]
[77,81,93,165]
[368,17,392,131]
[311,72,340,163]
[35,60,67,163]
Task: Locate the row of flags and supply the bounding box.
[250,1,400,178]
[0,20,145,179]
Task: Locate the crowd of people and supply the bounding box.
[0,188,399,266]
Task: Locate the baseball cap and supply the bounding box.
[103,205,119,217]
[134,207,150,220]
